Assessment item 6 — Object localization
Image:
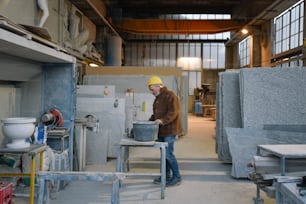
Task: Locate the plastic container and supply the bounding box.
[34,125,47,144]
[132,121,159,142]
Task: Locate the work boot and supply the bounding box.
[166,177,181,187]
[153,177,170,184]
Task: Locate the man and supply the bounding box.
[147,75,182,186]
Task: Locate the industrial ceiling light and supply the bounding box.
[89,62,99,67]
[241,28,248,35]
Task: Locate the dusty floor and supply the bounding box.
[14,115,275,204]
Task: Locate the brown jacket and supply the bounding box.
[149,87,182,137]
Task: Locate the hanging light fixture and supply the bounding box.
[89,62,99,67]
[241,28,249,35]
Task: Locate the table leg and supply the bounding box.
[116,146,122,172]
[112,178,120,204]
[256,147,260,155]
[39,151,44,170]
[125,147,130,172]
[116,146,123,188]
[280,157,285,176]
[37,177,45,204]
[253,184,263,204]
[44,180,49,204]
[160,145,166,199]
[275,188,281,204]
[30,155,36,204]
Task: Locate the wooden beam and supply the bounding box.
[71,0,120,36]
[115,19,243,34]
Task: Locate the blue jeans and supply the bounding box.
[157,135,181,179]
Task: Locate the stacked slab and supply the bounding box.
[216,67,306,178]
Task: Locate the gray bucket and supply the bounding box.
[132,121,159,142]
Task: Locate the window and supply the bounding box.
[239,36,251,67]
[203,43,225,69]
[273,0,304,55]
[177,43,201,70]
[186,71,201,95]
[177,43,202,96]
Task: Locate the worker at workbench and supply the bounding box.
[147,76,182,186]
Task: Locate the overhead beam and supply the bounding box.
[71,0,120,36]
[114,19,243,34]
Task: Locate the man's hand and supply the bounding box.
[155,119,163,125]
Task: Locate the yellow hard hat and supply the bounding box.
[147,76,163,86]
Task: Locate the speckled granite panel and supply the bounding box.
[263,124,306,132]
[239,67,306,128]
[217,71,242,162]
[215,82,221,154]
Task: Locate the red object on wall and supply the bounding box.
[49,108,63,127]
[0,182,13,204]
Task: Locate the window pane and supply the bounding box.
[273,0,303,56]
[188,71,201,95]
[202,43,225,69]
[239,37,250,67]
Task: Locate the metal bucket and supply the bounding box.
[132,121,159,142]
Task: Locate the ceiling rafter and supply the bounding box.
[114,19,243,34]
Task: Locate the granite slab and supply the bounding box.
[239,67,306,128]
[216,71,242,162]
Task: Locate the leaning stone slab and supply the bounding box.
[217,71,241,162]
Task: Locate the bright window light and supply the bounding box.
[177,57,201,70]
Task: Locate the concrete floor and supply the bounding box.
[14,115,275,204]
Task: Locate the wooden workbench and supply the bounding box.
[201,104,216,117]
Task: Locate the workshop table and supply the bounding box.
[257,144,306,176]
[116,138,168,199]
[256,144,306,204]
[0,144,48,204]
[201,104,216,117]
